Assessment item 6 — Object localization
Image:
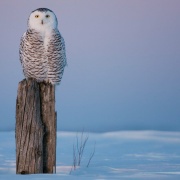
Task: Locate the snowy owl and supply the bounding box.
[19,8,66,85]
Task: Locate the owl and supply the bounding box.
[19,8,67,85]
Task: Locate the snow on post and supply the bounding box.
[15,78,56,174]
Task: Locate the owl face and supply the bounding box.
[28,8,58,32]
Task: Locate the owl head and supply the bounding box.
[28,8,58,31]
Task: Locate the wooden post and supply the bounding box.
[16,78,56,174]
[40,82,56,173]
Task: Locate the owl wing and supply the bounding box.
[19,32,26,65]
[60,34,67,67]
[19,30,48,81]
[47,29,67,84]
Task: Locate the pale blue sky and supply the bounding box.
[0,0,179,132]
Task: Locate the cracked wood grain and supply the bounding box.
[16,78,56,174]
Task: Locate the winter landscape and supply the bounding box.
[0,0,180,179]
[1,131,180,179]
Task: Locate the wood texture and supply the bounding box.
[16,78,56,174]
[40,82,56,173]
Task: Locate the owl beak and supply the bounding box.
[41,20,44,25]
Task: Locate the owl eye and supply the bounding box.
[35,15,39,18]
[46,15,50,18]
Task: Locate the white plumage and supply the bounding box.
[19,8,66,85]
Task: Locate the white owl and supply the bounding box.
[19,8,67,85]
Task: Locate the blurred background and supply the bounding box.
[0,0,179,132]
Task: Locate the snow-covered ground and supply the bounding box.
[0,131,180,179]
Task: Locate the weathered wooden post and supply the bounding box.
[16,78,56,174]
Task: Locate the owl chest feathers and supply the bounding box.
[21,29,58,82]
[27,29,52,53]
